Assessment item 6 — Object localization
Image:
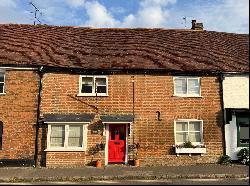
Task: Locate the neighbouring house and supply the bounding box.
[223,74,249,160]
[0,23,248,167]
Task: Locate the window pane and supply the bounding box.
[240,126,249,144]
[188,79,200,95]
[81,85,92,93]
[50,125,65,147]
[97,86,106,93]
[96,78,106,86]
[111,127,115,140]
[82,77,93,85]
[189,121,201,131]
[175,79,187,94]
[176,122,188,131]
[176,132,188,142]
[81,77,93,93]
[0,74,4,82]
[0,83,3,93]
[119,127,125,140]
[189,132,201,142]
[68,125,83,147]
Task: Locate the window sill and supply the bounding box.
[77,93,109,97]
[0,93,6,96]
[175,147,206,156]
[44,148,86,152]
[172,94,202,98]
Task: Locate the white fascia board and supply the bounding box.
[0,66,38,71]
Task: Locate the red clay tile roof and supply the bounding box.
[0,24,249,72]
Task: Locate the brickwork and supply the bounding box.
[46,152,86,167]
[0,70,39,161]
[39,73,223,167]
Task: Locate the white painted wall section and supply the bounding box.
[223,75,249,109]
[225,115,245,160]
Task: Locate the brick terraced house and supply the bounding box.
[0,23,249,167]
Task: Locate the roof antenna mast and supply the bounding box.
[29,1,42,25]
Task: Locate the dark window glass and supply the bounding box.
[0,122,3,150]
[0,75,4,82]
[239,125,249,144]
[96,78,106,93]
[119,127,125,140]
[237,113,249,146]
[111,127,115,140]
[81,85,92,93]
[0,83,3,93]
[81,77,93,93]
[97,86,106,93]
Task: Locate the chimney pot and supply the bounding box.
[191,20,196,29]
[191,20,203,30]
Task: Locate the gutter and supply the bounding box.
[34,66,44,167]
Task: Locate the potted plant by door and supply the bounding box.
[88,142,105,168]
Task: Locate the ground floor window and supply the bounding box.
[47,123,87,151]
[175,120,203,145]
[236,112,249,147]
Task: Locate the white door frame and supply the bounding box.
[104,122,131,166]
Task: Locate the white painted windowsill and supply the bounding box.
[175,147,206,156]
[173,94,203,98]
[44,148,86,152]
[77,93,109,97]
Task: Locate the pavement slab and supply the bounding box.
[0,164,248,183]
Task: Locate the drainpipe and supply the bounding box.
[219,73,226,156]
[131,76,135,159]
[34,66,43,167]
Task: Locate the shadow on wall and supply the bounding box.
[40,124,47,167]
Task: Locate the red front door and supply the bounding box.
[108,124,126,163]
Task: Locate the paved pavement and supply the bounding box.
[0,164,248,183]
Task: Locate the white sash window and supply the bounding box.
[46,123,88,151]
[174,77,201,97]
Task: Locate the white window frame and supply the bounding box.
[78,75,108,96]
[0,72,5,95]
[174,119,204,146]
[173,77,201,97]
[45,123,88,151]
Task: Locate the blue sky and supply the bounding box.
[0,0,249,34]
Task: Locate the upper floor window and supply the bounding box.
[174,77,201,97]
[46,123,88,151]
[78,75,108,96]
[174,120,204,145]
[0,73,5,94]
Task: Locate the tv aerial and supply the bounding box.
[29,1,42,25]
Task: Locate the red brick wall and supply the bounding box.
[0,70,39,161]
[46,152,86,167]
[40,73,223,167]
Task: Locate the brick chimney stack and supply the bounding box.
[191,20,203,30]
